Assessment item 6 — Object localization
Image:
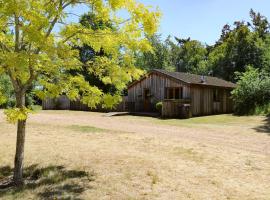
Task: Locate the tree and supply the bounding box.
[135,34,173,71]
[208,10,270,82]
[209,22,266,81]
[172,37,208,74]
[0,0,160,185]
[249,9,269,39]
[73,13,116,94]
[232,67,270,115]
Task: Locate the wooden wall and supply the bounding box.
[128,73,191,112]
[128,72,234,117]
[190,86,233,116]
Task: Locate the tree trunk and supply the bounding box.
[13,92,26,186]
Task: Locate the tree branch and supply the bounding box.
[14,14,20,52]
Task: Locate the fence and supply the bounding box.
[42,96,128,112]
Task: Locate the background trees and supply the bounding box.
[135,34,173,71]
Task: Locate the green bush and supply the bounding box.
[156,102,163,113]
[254,103,270,115]
[232,67,270,115]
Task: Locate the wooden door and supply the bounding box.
[143,89,151,112]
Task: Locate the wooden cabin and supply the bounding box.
[127,69,237,118]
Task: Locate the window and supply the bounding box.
[165,87,183,99]
[213,89,220,102]
[168,88,174,99]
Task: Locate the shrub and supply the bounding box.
[254,103,270,115]
[232,67,270,115]
[156,102,163,113]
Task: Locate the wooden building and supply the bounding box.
[128,69,237,118]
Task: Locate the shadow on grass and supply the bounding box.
[253,115,270,135]
[0,164,95,199]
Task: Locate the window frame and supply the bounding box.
[213,88,220,102]
[165,87,183,100]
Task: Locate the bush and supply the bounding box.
[156,102,163,113]
[254,103,270,115]
[232,67,270,115]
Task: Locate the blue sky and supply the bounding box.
[139,0,270,44]
[69,0,270,45]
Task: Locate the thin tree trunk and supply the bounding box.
[13,92,26,185]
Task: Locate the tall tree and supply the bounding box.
[73,12,116,93]
[135,34,173,71]
[249,9,269,39]
[172,37,208,74]
[209,22,267,81]
[0,0,160,185]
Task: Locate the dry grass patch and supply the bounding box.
[67,125,109,133]
[0,110,270,199]
[173,146,204,162]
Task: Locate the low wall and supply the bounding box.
[162,99,191,118]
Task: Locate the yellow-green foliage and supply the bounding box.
[0,0,161,121]
[4,107,32,123]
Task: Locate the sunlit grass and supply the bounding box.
[67,125,108,133]
[121,114,265,128]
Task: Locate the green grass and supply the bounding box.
[155,115,263,129]
[68,125,109,133]
[124,114,263,128]
[161,114,263,127]
[31,105,42,111]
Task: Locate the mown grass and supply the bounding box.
[125,114,265,128]
[67,125,109,133]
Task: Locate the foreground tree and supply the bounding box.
[0,0,160,185]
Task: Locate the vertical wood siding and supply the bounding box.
[190,86,233,116]
[128,73,190,111]
[128,72,234,116]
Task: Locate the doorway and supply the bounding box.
[143,89,151,112]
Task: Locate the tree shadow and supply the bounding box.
[253,115,270,135]
[0,164,95,199]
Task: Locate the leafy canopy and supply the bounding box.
[0,0,161,122]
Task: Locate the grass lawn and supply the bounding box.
[0,110,269,199]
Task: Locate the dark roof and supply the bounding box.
[153,69,236,88]
[152,69,237,88]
